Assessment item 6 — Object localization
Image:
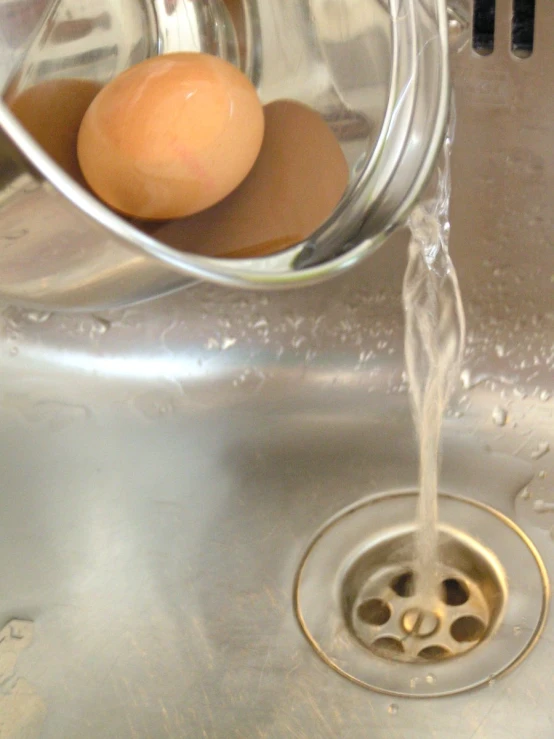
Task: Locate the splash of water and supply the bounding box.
[403,111,466,601]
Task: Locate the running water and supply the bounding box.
[403,111,466,602]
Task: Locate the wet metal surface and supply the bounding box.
[0,1,553,736]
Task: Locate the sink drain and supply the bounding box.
[348,536,498,663]
[294,492,549,697]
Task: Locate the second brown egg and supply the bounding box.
[149,99,349,258]
[8,78,101,184]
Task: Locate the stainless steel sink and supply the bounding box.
[0,2,553,737]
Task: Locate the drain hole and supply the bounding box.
[451,616,486,643]
[473,0,496,55]
[390,571,414,597]
[357,599,391,626]
[441,578,470,606]
[418,645,452,661]
[372,637,404,656]
[512,0,536,58]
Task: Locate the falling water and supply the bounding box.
[403,110,466,601]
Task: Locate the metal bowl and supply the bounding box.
[0,0,449,310]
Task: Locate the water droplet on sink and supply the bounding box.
[25,310,51,324]
[133,392,176,420]
[532,499,554,513]
[513,626,522,636]
[426,673,436,684]
[205,337,220,350]
[492,406,507,427]
[387,703,399,715]
[90,318,110,336]
[538,470,546,480]
[531,441,550,460]
[221,337,237,350]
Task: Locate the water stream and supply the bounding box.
[403,111,466,602]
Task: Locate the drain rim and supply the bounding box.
[294,491,550,698]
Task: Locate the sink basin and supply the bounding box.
[0,4,553,738]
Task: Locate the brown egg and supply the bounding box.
[77,52,264,221]
[148,100,349,258]
[8,78,101,184]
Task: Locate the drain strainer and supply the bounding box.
[349,556,493,663]
[294,491,549,697]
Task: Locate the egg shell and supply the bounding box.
[148,99,349,258]
[77,52,264,220]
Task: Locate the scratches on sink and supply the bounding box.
[467,684,510,739]
[254,643,273,702]
[512,435,551,462]
[3,393,91,430]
